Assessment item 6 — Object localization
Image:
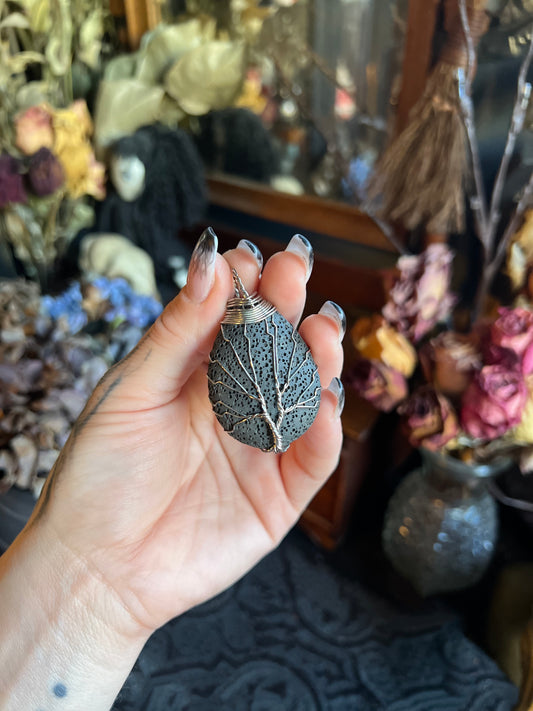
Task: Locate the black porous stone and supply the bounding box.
[207,312,321,452]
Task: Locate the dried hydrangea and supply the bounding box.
[0,277,161,497]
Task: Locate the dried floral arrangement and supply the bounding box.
[348,3,533,472]
[0,277,162,497]
[0,0,110,284]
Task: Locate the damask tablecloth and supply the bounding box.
[113,530,518,711]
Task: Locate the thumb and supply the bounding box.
[109,228,234,406]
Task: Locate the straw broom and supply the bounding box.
[368,0,490,234]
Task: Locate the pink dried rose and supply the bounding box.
[347,359,408,412]
[461,364,528,440]
[492,307,533,356]
[483,343,520,371]
[421,331,481,398]
[0,154,27,207]
[15,105,54,156]
[27,147,64,196]
[399,386,459,451]
[383,244,455,343]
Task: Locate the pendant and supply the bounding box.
[208,270,321,453]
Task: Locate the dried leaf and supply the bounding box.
[0,12,31,29]
[10,434,38,488]
[7,50,45,73]
[136,20,206,85]
[78,8,103,69]
[165,41,246,115]
[93,80,165,150]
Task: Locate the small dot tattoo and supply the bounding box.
[53,682,67,698]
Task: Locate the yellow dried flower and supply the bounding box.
[351,315,417,377]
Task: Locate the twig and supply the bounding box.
[487,478,533,513]
[490,170,533,280]
[457,66,489,241]
[458,0,477,85]
[487,29,533,248]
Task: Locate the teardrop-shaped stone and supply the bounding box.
[207,283,320,452]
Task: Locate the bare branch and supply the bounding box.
[490,170,533,279]
[458,0,477,85]
[457,66,489,241]
[487,28,533,248]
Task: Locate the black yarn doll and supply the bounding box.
[94,124,208,303]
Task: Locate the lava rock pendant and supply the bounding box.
[208,270,321,452]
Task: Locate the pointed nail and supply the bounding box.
[187,227,218,303]
[327,377,345,417]
[285,234,313,281]
[237,239,263,271]
[318,301,346,342]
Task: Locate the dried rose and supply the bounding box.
[14,105,54,156]
[27,148,64,196]
[399,386,459,451]
[383,244,455,342]
[492,307,533,356]
[461,365,528,440]
[483,343,521,371]
[346,359,408,412]
[0,154,27,208]
[421,331,481,398]
[52,101,106,200]
[351,315,416,377]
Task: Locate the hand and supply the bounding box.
[27,230,345,637]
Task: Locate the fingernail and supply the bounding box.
[286,234,313,281]
[187,227,218,303]
[318,301,346,342]
[327,377,345,417]
[237,239,263,271]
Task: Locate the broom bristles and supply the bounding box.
[368,64,467,234]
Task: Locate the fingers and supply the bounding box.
[280,380,344,514]
[94,228,234,407]
[259,235,313,326]
[223,234,312,328]
[299,301,345,387]
[88,230,321,412]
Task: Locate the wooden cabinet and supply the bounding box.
[118,0,442,548]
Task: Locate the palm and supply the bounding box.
[34,243,343,632]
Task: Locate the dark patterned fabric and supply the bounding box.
[113,531,518,711]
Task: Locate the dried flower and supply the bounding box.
[14,105,54,156]
[383,244,455,342]
[26,147,64,196]
[347,359,408,412]
[399,387,459,451]
[421,331,481,399]
[52,101,106,200]
[0,154,27,207]
[492,307,533,357]
[351,315,416,377]
[461,365,528,440]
